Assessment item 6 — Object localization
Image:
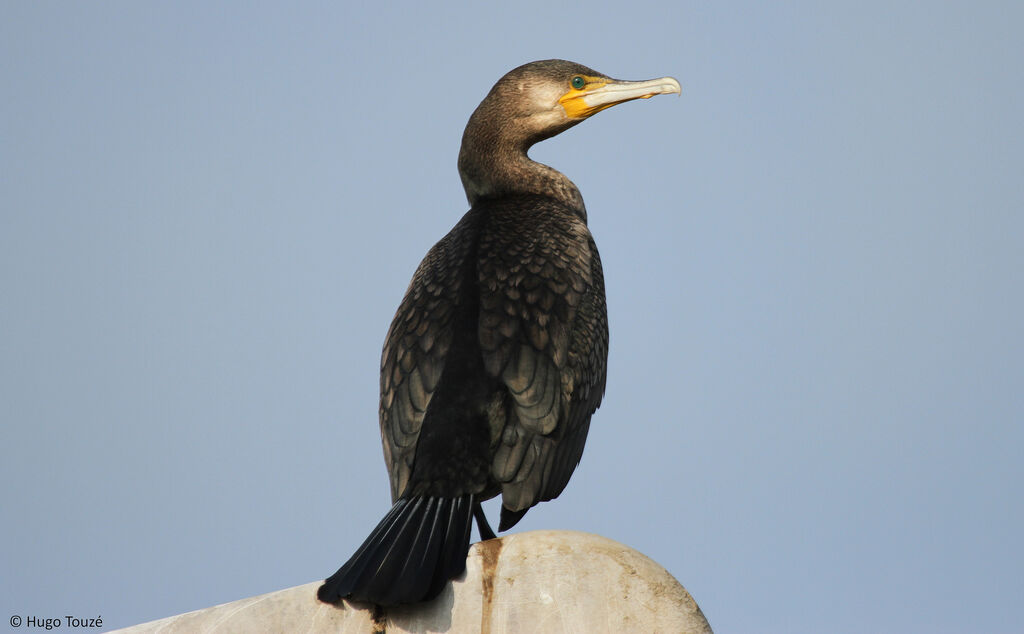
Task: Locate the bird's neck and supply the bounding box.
[458,129,587,220]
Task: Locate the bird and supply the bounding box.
[318,59,680,607]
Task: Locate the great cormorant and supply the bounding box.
[318,59,680,607]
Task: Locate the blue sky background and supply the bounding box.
[2,2,1022,632]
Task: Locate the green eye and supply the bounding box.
[571,76,585,90]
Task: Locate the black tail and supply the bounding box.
[317,495,474,606]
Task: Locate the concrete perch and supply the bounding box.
[112,530,712,633]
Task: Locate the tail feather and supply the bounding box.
[383,498,441,603]
[320,498,412,596]
[429,496,473,592]
[318,495,474,606]
[352,497,429,603]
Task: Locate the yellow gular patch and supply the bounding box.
[557,76,609,119]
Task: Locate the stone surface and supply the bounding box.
[111,530,712,633]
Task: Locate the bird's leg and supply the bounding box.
[472,502,497,541]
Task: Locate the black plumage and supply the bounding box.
[319,59,680,607]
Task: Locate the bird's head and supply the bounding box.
[458,59,680,206]
[469,59,681,147]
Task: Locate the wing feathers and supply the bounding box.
[379,211,482,501]
[478,200,608,515]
